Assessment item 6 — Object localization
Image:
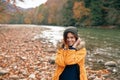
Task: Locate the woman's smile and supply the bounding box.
[66,32,76,46]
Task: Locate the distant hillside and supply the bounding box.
[1,0,26,13]
[1,0,119,27]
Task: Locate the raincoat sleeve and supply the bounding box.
[65,48,86,65]
[55,49,66,67]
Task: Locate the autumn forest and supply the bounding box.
[0,0,120,80]
[0,0,120,28]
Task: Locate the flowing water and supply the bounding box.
[39,25,65,46]
[38,25,120,79]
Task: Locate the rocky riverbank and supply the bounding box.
[0,25,56,80]
[0,24,119,80]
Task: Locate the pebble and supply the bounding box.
[104,61,117,67]
[0,69,9,75]
[48,56,55,64]
[88,74,96,80]
[29,73,36,79]
[9,75,19,79]
[94,76,102,80]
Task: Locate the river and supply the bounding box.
[38,25,120,80]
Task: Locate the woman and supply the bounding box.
[52,27,88,80]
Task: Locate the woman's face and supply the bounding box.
[66,32,76,46]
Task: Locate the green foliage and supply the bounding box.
[84,0,91,8]
[0,1,5,12]
[75,15,89,27]
[106,9,119,25]
[103,0,120,26]
[38,4,49,24]
[75,0,81,1]
[110,0,120,10]
[1,0,119,28]
[90,0,105,26]
[62,0,76,26]
[9,13,24,24]
[83,0,120,27]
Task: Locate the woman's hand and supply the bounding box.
[72,38,81,48]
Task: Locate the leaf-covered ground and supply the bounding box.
[0,25,111,80]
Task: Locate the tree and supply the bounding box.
[90,0,105,26]
[47,1,58,25]
[0,0,5,12]
[0,0,11,23]
[62,0,76,26]
[103,0,120,26]
[84,0,91,8]
[37,4,49,24]
[73,1,90,26]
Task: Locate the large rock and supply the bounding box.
[9,75,19,79]
[29,73,36,79]
[104,61,117,67]
[48,56,55,64]
[0,69,9,75]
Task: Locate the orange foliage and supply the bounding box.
[73,2,90,19]
[87,69,110,74]
[0,7,4,12]
[48,16,54,24]
[24,17,31,24]
[46,0,66,24]
[0,13,11,23]
[23,9,35,24]
[37,13,44,23]
[7,0,10,2]
[87,68,110,79]
[47,2,57,24]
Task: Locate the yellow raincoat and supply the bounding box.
[52,41,88,80]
